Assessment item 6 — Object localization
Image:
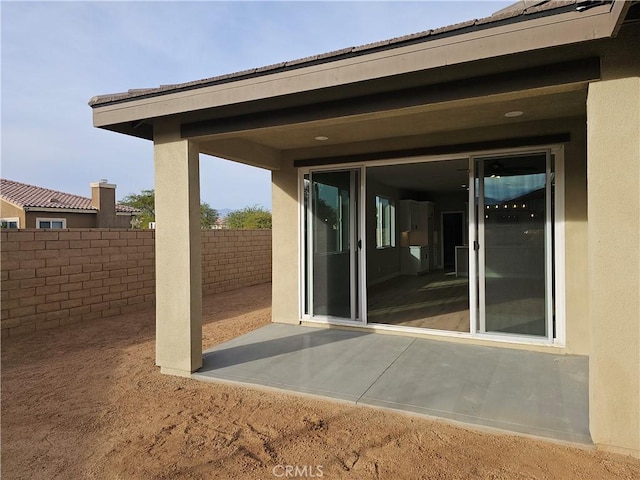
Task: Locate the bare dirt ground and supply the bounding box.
[2,282,640,479]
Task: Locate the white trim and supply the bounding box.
[36,217,67,229]
[302,318,567,349]
[302,167,365,323]
[471,149,557,344]
[297,144,567,347]
[359,167,368,324]
[349,170,357,321]
[0,217,20,228]
[299,145,558,171]
[476,157,487,334]
[545,151,554,343]
[307,172,315,317]
[469,157,477,335]
[297,170,305,319]
[552,146,567,346]
[375,194,395,249]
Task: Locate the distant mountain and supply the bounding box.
[217,208,233,218]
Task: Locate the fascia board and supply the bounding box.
[92,4,617,129]
[24,207,97,214]
[610,0,633,36]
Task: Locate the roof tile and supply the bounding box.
[430,18,478,35]
[352,38,394,53]
[89,0,610,107]
[0,178,139,213]
[525,0,577,15]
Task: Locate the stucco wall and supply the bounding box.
[587,76,640,457]
[1,199,134,229]
[279,117,590,355]
[1,229,272,337]
[0,201,25,228]
[25,211,97,228]
[271,159,300,324]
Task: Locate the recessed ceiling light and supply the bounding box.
[314,135,329,141]
[505,110,524,118]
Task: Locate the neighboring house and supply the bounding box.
[0,179,140,228]
[212,217,227,230]
[89,1,640,457]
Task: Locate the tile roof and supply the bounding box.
[89,0,610,107]
[0,178,140,213]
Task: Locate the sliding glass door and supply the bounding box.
[304,169,361,321]
[299,150,559,343]
[474,152,553,339]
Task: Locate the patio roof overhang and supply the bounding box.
[89,1,630,171]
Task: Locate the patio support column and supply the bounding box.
[587,77,640,458]
[271,159,300,324]
[153,119,202,376]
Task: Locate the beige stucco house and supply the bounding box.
[0,179,139,229]
[89,0,640,457]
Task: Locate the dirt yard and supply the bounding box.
[2,283,640,479]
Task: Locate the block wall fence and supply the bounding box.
[1,229,272,337]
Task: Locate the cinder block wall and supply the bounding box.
[1,229,272,337]
[201,229,272,295]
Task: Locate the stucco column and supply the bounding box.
[154,120,202,376]
[587,77,640,458]
[271,159,301,324]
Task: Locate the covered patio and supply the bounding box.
[90,0,640,457]
[194,323,590,445]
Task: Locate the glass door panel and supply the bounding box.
[476,153,549,337]
[307,170,360,320]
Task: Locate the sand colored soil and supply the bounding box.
[2,283,640,479]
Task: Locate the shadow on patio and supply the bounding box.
[195,323,591,445]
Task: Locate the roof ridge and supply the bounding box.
[0,178,91,205]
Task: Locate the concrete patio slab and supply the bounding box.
[194,324,590,444]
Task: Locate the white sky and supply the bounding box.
[1,0,510,211]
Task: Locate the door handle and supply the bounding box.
[474,241,480,251]
[358,240,362,249]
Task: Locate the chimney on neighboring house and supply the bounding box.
[91,179,117,227]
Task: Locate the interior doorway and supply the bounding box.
[442,212,464,271]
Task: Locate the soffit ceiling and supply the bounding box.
[198,87,587,156]
[367,158,471,194]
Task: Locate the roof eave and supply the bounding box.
[91,1,623,139]
[24,207,98,214]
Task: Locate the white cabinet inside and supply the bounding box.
[399,200,434,249]
[399,200,434,232]
[399,200,420,232]
[401,246,429,275]
[399,199,435,275]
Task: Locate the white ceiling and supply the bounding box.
[367,158,470,194]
